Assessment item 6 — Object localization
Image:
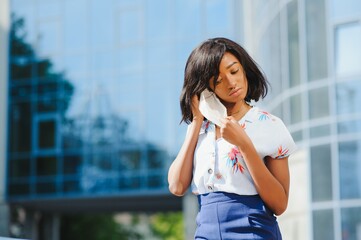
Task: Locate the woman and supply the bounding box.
[168,37,296,239]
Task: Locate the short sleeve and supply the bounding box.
[267,116,297,159]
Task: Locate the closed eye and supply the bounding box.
[231,68,240,74]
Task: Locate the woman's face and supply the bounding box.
[209,52,248,104]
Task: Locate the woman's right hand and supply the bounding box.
[191,95,204,122]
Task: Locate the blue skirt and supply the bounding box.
[195,192,282,240]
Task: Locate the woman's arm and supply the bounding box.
[168,96,203,196]
[220,117,290,215]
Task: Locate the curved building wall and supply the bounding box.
[243,0,361,239]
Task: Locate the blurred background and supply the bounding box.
[0,0,361,239]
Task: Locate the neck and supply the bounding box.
[224,100,250,118]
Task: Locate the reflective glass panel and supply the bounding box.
[310,125,330,138]
[335,23,361,76]
[338,119,361,134]
[37,20,61,56]
[336,80,361,115]
[10,102,32,152]
[309,87,330,119]
[290,94,302,124]
[311,144,333,201]
[38,119,56,149]
[36,156,57,176]
[341,207,361,240]
[9,158,30,178]
[339,141,361,199]
[118,9,142,45]
[287,0,301,87]
[313,209,335,240]
[332,0,361,20]
[305,0,328,81]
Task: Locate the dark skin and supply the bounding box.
[168,52,290,215]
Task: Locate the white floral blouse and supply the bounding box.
[191,106,297,196]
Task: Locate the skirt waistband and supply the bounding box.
[197,191,273,215]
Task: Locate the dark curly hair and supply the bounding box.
[180,37,269,124]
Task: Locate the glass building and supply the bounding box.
[5,0,242,238]
[3,0,361,239]
[243,0,361,239]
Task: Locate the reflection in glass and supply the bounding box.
[36,156,57,176]
[290,94,302,124]
[287,0,301,87]
[309,87,330,119]
[205,0,232,35]
[9,158,30,178]
[339,141,361,199]
[310,125,330,138]
[291,130,303,142]
[8,183,30,196]
[118,9,142,44]
[36,181,56,194]
[338,119,361,134]
[336,80,361,115]
[332,0,361,20]
[10,102,32,152]
[38,120,56,149]
[335,23,361,76]
[305,0,328,81]
[313,209,334,240]
[311,144,333,201]
[341,207,361,240]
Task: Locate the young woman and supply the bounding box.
[168,37,296,239]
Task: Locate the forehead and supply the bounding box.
[220,52,239,65]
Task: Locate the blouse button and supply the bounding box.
[208,168,213,174]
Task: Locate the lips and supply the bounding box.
[229,88,241,96]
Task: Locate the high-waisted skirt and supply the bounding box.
[195,192,282,240]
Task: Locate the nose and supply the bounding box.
[225,75,237,89]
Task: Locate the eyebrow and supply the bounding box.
[226,62,238,69]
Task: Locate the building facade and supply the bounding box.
[6,0,242,239]
[0,0,10,237]
[243,0,361,239]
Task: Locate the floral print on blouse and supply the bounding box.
[191,107,297,196]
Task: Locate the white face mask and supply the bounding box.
[199,89,227,127]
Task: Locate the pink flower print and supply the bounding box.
[227,147,244,173]
[215,173,223,179]
[204,120,210,133]
[275,145,289,159]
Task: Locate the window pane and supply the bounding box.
[335,23,361,76]
[36,156,57,176]
[38,120,56,149]
[205,0,233,36]
[313,209,335,240]
[287,0,301,87]
[338,119,361,134]
[336,80,361,115]
[290,94,302,124]
[118,9,142,44]
[9,158,30,178]
[332,0,361,20]
[341,207,361,240]
[339,141,361,199]
[309,87,330,119]
[310,125,330,138]
[37,20,61,56]
[10,103,32,152]
[305,0,328,81]
[311,144,333,201]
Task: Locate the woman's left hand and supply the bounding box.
[220,116,249,147]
